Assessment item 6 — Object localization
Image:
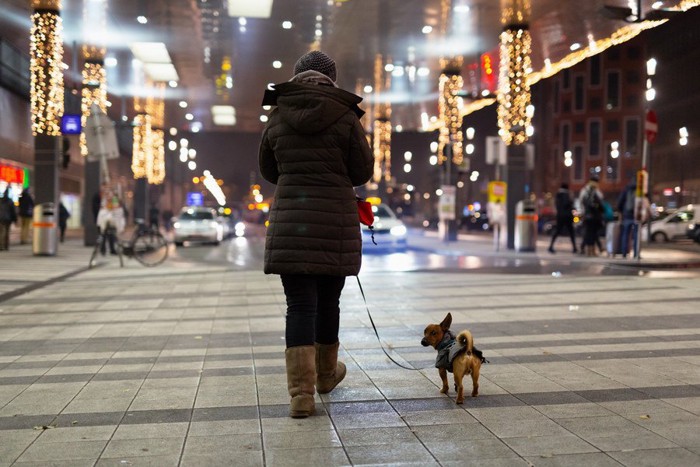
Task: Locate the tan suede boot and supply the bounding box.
[285,346,316,418]
[315,342,347,394]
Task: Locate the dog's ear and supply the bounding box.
[440,313,452,331]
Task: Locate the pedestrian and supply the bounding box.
[149,204,160,229]
[0,188,18,251]
[548,183,577,254]
[18,187,34,245]
[578,175,605,257]
[96,191,125,255]
[258,50,373,418]
[58,202,70,243]
[162,209,174,231]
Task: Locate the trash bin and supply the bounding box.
[514,199,537,252]
[32,202,57,256]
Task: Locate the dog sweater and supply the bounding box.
[434,330,466,373]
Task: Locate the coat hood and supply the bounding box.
[262,82,364,134]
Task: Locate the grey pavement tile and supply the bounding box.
[261,416,333,433]
[534,403,616,419]
[337,426,417,447]
[181,434,262,456]
[555,414,656,439]
[607,447,700,467]
[401,408,479,426]
[263,429,342,450]
[180,450,264,467]
[62,396,134,414]
[330,411,406,430]
[502,434,599,457]
[424,438,519,463]
[0,429,41,463]
[346,442,438,465]
[191,405,258,422]
[0,414,55,431]
[111,422,189,440]
[95,455,181,467]
[637,426,700,447]
[325,400,394,416]
[478,416,573,438]
[523,452,623,467]
[664,396,700,416]
[101,437,185,458]
[412,422,501,443]
[53,411,123,428]
[35,425,116,443]
[188,419,261,436]
[121,408,192,425]
[442,458,531,467]
[585,432,679,451]
[13,460,96,467]
[15,440,108,462]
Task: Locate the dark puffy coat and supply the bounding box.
[259,82,374,276]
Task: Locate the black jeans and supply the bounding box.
[281,274,346,348]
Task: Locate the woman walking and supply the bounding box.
[258,50,373,418]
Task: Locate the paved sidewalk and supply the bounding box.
[1,233,700,466]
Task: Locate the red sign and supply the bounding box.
[645,110,658,143]
[0,164,24,184]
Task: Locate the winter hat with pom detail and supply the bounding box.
[293,51,337,82]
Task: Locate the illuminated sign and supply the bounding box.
[186,192,203,206]
[0,164,24,185]
[61,114,82,135]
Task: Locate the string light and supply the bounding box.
[80,60,107,156]
[149,129,165,184]
[438,61,464,165]
[372,118,392,183]
[30,1,64,136]
[132,113,152,179]
[497,24,533,146]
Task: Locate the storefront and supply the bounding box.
[0,159,29,202]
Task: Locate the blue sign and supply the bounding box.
[61,114,82,135]
[187,192,203,206]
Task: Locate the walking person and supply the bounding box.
[18,188,34,245]
[58,202,70,243]
[578,175,605,257]
[548,183,577,254]
[0,188,17,251]
[258,50,373,418]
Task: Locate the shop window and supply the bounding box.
[574,75,585,111]
[589,120,601,158]
[606,71,620,109]
[573,145,584,181]
[590,55,602,87]
[625,118,640,156]
[561,122,571,152]
[562,69,571,90]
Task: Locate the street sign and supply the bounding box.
[487,181,507,204]
[438,185,456,221]
[645,110,658,144]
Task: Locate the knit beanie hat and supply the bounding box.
[293,51,337,82]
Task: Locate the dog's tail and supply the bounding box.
[457,330,488,364]
[456,330,474,354]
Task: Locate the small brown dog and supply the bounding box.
[421,312,486,404]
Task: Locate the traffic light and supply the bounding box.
[61,137,71,169]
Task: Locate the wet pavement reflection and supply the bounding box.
[165,227,700,278]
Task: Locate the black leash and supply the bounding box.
[355,276,428,371]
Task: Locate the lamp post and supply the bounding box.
[679,127,688,207]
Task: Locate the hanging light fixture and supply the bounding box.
[30,0,64,136]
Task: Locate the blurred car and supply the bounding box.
[362,203,407,251]
[687,221,700,243]
[460,211,491,231]
[173,207,224,246]
[643,205,698,242]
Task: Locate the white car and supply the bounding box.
[362,203,408,251]
[173,207,224,246]
[644,205,699,242]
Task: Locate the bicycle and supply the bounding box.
[89,219,169,268]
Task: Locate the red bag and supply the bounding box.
[357,197,376,245]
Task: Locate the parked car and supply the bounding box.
[687,222,700,244]
[173,207,224,246]
[643,205,699,242]
[362,203,407,252]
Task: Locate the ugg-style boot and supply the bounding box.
[315,342,347,394]
[285,346,316,418]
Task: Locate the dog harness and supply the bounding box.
[434,330,466,373]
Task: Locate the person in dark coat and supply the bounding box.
[548,183,577,254]
[258,50,373,419]
[0,188,18,251]
[617,179,638,258]
[18,188,34,244]
[58,202,70,243]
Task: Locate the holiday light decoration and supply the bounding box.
[497,24,532,146]
[132,113,152,179]
[80,0,107,156]
[438,62,464,165]
[30,0,64,136]
[373,118,392,183]
[149,129,165,185]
